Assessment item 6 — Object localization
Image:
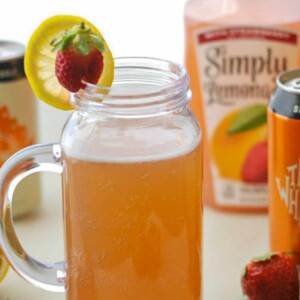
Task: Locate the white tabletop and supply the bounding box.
[0,103,269,300]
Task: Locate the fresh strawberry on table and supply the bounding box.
[52,22,105,92]
[241,252,299,300]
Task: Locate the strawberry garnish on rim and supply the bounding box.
[241,252,299,300]
[51,22,105,92]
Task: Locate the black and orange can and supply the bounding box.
[0,40,40,217]
[269,69,300,262]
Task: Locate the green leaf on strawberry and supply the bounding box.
[51,22,105,55]
[76,36,89,55]
[90,35,105,52]
[251,252,277,263]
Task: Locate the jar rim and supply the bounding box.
[72,57,190,116]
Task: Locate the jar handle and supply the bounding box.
[0,143,65,292]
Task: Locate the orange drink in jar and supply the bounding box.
[61,57,202,299]
[63,142,201,299]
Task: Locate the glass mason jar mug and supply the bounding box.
[0,57,203,300]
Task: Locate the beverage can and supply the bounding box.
[268,69,300,260]
[0,40,40,217]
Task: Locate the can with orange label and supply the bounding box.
[269,69,300,260]
[0,40,40,217]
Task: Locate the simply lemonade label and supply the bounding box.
[194,26,299,206]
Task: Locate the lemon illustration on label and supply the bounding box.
[212,104,267,181]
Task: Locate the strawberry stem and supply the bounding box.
[50,22,106,55]
[251,252,277,263]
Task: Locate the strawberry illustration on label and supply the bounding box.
[241,141,268,183]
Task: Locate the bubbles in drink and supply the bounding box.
[63,140,202,299]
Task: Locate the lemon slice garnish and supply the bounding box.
[24,15,114,110]
[0,250,9,283]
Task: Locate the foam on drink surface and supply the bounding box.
[62,116,200,163]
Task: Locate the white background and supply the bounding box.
[0,1,269,299]
[0,0,187,142]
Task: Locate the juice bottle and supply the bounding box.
[185,0,300,212]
